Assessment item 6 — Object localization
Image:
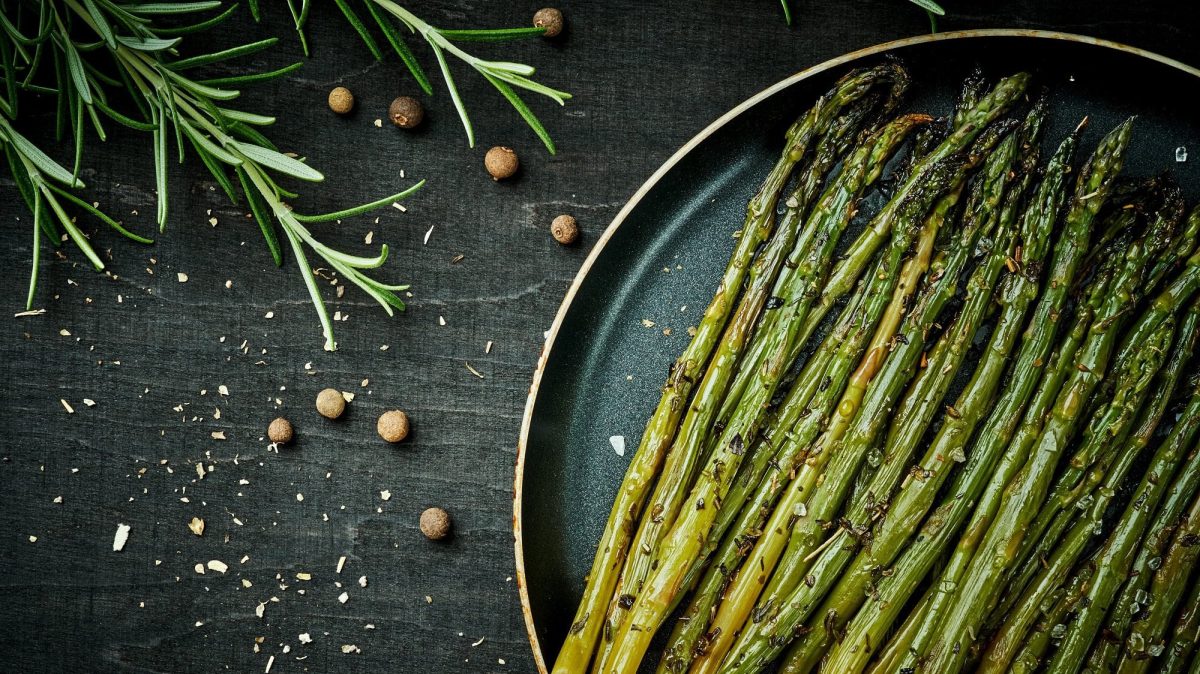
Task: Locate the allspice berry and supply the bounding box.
[484,146,519,181]
[268,417,294,445]
[533,8,564,38]
[327,86,354,115]
[420,507,452,540]
[551,214,580,245]
[388,96,424,129]
[316,388,346,419]
[377,410,410,443]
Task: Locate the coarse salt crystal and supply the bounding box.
[113,523,131,551]
[610,436,626,457]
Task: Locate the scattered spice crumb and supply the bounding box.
[296,572,312,581]
[177,273,188,283]
[61,399,75,414]
[206,560,229,574]
[336,556,346,574]
[424,225,434,245]
[380,490,392,501]
[188,517,205,536]
[485,341,493,354]
[465,362,484,379]
[211,431,226,440]
[338,592,349,604]
[610,435,626,457]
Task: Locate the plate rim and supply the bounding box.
[511,28,1200,674]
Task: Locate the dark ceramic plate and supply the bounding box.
[514,30,1200,673]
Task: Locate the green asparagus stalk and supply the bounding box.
[1149,203,1200,291]
[774,104,1060,674]
[1043,381,1200,674]
[550,64,900,673]
[700,125,1023,674]
[994,203,1194,626]
[1118,485,1200,673]
[593,95,879,663]
[921,153,1176,673]
[891,116,1133,670]
[1088,442,1200,671]
[713,77,1023,436]
[1161,572,1200,673]
[865,584,935,674]
[796,73,1031,354]
[599,131,967,674]
[986,294,1200,672]
[651,113,931,673]
[1009,567,1093,673]
[985,309,1181,674]
[818,73,1029,303]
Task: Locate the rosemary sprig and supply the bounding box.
[0,0,422,350]
[279,1,571,154]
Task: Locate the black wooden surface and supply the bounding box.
[0,2,1196,673]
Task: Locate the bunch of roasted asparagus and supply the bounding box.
[551,62,1200,674]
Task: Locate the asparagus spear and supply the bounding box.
[994,206,1194,627]
[785,73,1032,361]
[1043,381,1200,674]
[652,114,932,673]
[697,126,1022,674]
[815,72,1030,323]
[772,105,1060,674]
[1119,484,1200,673]
[1089,440,1200,671]
[922,163,1176,674]
[550,64,902,673]
[594,95,880,661]
[985,310,1180,674]
[865,585,934,674]
[712,75,1024,437]
[1161,572,1200,673]
[1008,567,1093,673]
[984,295,1200,673]
[599,136,965,674]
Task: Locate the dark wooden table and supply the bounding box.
[1,2,1196,672]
